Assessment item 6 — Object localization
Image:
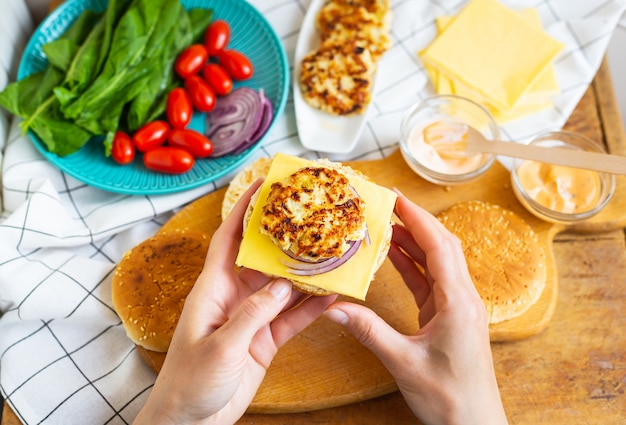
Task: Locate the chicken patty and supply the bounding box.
[260,167,367,261]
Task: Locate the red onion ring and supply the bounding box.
[281,240,358,264]
[205,87,271,157]
[281,239,362,276]
[233,89,273,155]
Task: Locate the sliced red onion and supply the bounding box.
[281,239,362,276]
[206,87,267,157]
[233,89,273,155]
[282,240,357,264]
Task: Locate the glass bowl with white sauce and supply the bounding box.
[399,95,499,185]
[511,131,616,224]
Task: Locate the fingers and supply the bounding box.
[391,222,426,268]
[207,179,263,268]
[218,279,293,353]
[393,191,453,255]
[324,302,412,372]
[270,293,338,348]
[393,192,473,300]
[238,267,277,294]
[387,241,431,308]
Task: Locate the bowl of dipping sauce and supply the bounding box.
[399,95,500,185]
[511,131,616,224]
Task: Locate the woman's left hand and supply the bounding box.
[134,180,337,425]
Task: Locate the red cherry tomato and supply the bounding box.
[143,146,195,174]
[204,20,230,56]
[174,44,209,79]
[184,75,216,112]
[218,49,253,80]
[133,120,170,152]
[111,131,135,165]
[167,128,213,158]
[166,88,193,129]
[202,63,233,96]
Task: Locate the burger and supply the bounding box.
[235,153,397,300]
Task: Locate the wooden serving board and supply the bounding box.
[146,147,626,414]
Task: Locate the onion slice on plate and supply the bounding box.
[205,87,273,157]
[233,90,273,155]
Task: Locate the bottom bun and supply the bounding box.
[136,344,166,374]
[112,229,209,352]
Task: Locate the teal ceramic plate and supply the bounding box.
[18,0,289,195]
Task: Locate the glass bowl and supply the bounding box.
[511,131,616,224]
[399,95,500,185]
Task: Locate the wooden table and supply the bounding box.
[3,59,626,424]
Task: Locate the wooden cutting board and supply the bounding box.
[143,148,626,414]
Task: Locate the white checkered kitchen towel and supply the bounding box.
[1,0,625,423]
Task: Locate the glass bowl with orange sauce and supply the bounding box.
[399,95,500,185]
[511,131,616,224]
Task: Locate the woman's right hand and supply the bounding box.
[324,192,508,425]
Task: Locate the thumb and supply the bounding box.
[221,279,292,350]
[324,302,408,366]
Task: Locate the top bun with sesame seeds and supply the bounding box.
[111,229,209,353]
[435,200,547,324]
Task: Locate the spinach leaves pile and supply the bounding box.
[0,0,213,156]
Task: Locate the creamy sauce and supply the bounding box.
[517,161,601,214]
[407,120,487,175]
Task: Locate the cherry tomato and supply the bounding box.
[133,120,170,152]
[174,44,209,79]
[204,20,230,56]
[143,146,195,174]
[166,88,193,129]
[184,75,216,112]
[167,128,213,158]
[218,49,253,80]
[202,63,233,96]
[111,131,135,165]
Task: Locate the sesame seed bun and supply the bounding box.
[111,229,209,352]
[436,200,547,324]
[221,157,273,221]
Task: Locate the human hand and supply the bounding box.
[134,180,337,425]
[324,192,507,425]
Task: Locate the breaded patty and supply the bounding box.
[316,0,391,59]
[326,0,390,20]
[300,40,375,115]
[299,0,391,116]
[260,167,367,261]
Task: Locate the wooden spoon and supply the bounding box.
[423,122,626,175]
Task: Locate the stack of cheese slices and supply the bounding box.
[419,0,564,123]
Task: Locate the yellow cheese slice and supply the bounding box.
[236,153,397,300]
[451,77,553,122]
[419,0,564,111]
[434,9,559,102]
